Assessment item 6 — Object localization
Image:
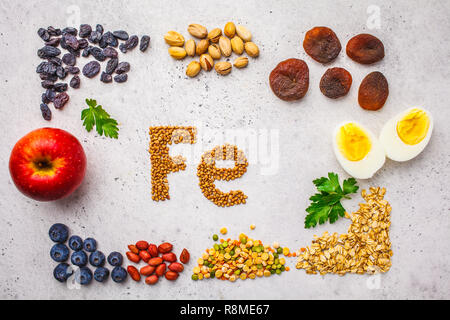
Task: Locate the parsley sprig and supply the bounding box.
[81,99,119,139]
[304,172,359,228]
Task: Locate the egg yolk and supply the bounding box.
[337,123,372,161]
[396,109,430,145]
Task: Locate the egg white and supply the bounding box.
[379,107,433,162]
[333,122,386,179]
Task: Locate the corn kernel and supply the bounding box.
[279,257,286,265]
[198,273,204,280]
[229,275,236,282]
[215,270,223,278]
[249,273,256,279]
[220,227,227,235]
[264,270,271,277]
[193,267,200,274]
[256,270,264,277]
[197,258,204,265]
[250,224,256,230]
[204,273,211,279]
[261,253,269,261]
[283,247,290,256]
[240,273,247,280]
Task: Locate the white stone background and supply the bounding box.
[0,0,449,300]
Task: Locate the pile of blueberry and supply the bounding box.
[36,24,150,121]
[49,223,127,285]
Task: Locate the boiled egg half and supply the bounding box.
[380,107,433,161]
[333,122,386,179]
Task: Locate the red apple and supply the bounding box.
[9,127,86,201]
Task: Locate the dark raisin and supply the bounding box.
[269,58,309,101]
[358,71,389,111]
[37,46,61,59]
[40,103,52,121]
[82,46,92,57]
[116,62,130,74]
[113,30,129,40]
[39,62,57,75]
[346,34,385,65]
[104,31,118,47]
[40,73,58,81]
[45,89,56,102]
[90,47,106,61]
[42,92,51,104]
[79,24,92,38]
[119,43,127,54]
[102,47,118,58]
[319,67,352,99]
[47,26,61,37]
[105,58,118,74]
[41,80,54,89]
[63,34,79,50]
[54,83,68,92]
[140,35,150,52]
[96,24,104,34]
[66,66,80,74]
[303,27,341,64]
[48,57,62,66]
[100,72,112,83]
[38,28,50,41]
[62,27,78,36]
[124,35,138,51]
[88,31,102,44]
[67,47,81,57]
[70,76,81,89]
[78,38,89,49]
[82,61,101,78]
[114,74,128,83]
[45,38,61,47]
[54,92,70,109]
[56,66,67,80]
[62,53,76,66]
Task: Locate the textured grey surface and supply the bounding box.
[0,0,449,300]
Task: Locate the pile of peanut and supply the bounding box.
[164,22,259,77]
[296,187,393,275]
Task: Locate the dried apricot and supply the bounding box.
[319,67,352,99]
[346,34,384,64]
[358,71,389,110]
[269,58,309,101]
[303,27,341,64]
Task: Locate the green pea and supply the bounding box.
[213,234,219,241]
[210,271,215,278]
[222,241,228,248]
[191,274,199,281]
[274,259,279,265]
[277,264,282,269]
[214,244,220,251]
[273,253,279,259]
[281,266,286,271]
[234,269,241,275]
[257,264,263,269]
[277,247,283,254]
[241,237,247,244]
[270,269,276,274]
[230,250,235,256]
[255,247,262,253]
[251,246,257,252]
[276,269,281,275]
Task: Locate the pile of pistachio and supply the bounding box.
[164,22,259,77]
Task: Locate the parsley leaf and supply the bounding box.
[81,99,119,139]
[304,172,359,228]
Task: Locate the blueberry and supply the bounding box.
[83,238,97,252]
[111,266,127,283]
[53,263,73,282]
[50,243,70,262]
[75,267,93,285]
[107,252,123,266]
[48,223,69,243]
[89,250,105,267]
[94,267,110,282]
[68,235,83,251]
[71,250,88,266]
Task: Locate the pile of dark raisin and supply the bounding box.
[36,24,150,120]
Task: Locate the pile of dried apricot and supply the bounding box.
[269,26,389,110]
